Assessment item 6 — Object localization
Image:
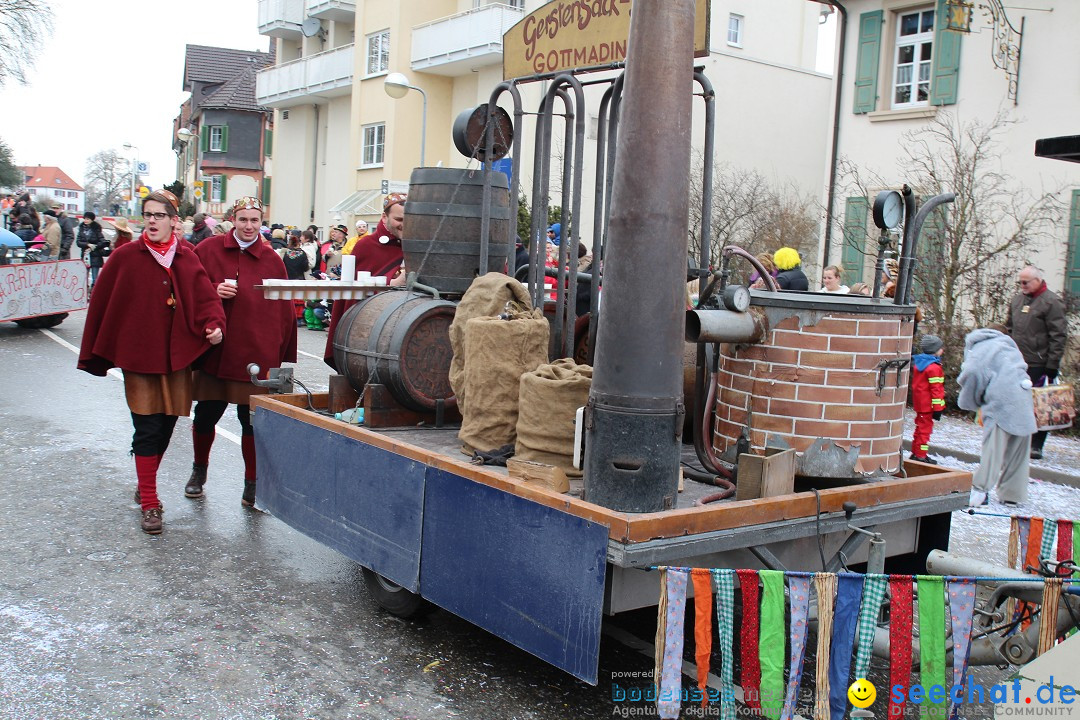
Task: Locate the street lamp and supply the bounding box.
[176,127,198,212]
[384,72,427,168]
[122,143,139,217]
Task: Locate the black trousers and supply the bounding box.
[192,400,253,436]
[131,413,179,457]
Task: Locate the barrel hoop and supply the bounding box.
[401,238,511,256]
[388,298,457,402]
[352,349,400,361]
[404,201,511,220]
[364,293,412,383]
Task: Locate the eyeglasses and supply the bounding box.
[142,212,170,221]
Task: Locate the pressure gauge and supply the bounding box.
[872,190,904,230]
[722,284,751,312]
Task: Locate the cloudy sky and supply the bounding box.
[0,0,267,191]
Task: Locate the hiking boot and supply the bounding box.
[241,481,256,508]
[909,454,938,465]
[1030,449,1043,460]
[140,506,164,535]
[185,465,208,498]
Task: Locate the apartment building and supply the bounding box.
[19,166,85,213]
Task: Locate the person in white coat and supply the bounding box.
[957,327,1036,506]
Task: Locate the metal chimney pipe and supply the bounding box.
[583,0,696,512]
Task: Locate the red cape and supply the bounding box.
[78,237,226,377]
[323,218,403,367]
[194,231,297,382]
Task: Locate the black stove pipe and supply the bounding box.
[583,0,696,513]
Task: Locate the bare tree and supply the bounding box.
[689,158,820,281]
[900,111,1062,353]
[84,150,129,214]
[0,0,54,87]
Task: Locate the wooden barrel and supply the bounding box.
[401,167,511,295]
[332,289,458,412]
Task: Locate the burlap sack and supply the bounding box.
[458,310,549,453]
[449,272,533,415]
[515,359,593,477]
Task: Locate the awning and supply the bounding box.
[329,189,382,216]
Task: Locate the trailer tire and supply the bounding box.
[14,313,67,329]
[361,568,434,619]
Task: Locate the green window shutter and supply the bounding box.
[264,128,273,157]
[261,176,272,205]
[1066,190,1080,298]
[200,125,210,152]
[220,125,229,153]
[842,197,869,284]
[930,0,962,105]
[220,175,228,203]
[853,11,883,114]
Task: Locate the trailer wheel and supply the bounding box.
[14,313,67,329]
[361,568,434,619]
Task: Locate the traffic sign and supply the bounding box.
[136,162,149,175]
[193,180,204,200]
[138,186,150,199]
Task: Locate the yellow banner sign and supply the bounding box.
[503,0,710,81]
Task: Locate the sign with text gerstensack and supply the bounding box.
[0,260,88,322]
[502,0,710,81]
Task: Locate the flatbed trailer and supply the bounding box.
[251,392,971,685]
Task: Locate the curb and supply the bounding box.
[902,440,1080,490]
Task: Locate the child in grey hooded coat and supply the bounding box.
[957,328,1036,505]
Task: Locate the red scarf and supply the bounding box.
[1027,280,1048,299]
[141,230,178,268]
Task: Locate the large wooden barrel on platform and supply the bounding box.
[402,167,511,295]
[332,289,458,412]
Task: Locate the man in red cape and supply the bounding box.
[78,190,225,535]
[323,192,407,368]
[189,196,297,507]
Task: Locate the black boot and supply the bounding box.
[241,480,256,508]
[185,465,208,498]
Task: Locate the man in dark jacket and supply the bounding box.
[75,212,108,286]
[190,213,215,244]
[1006,265,1068,460]
[53,206,77,259]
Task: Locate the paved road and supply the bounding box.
[0,311,651,720]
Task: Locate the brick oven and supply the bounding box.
[711,293,915,474]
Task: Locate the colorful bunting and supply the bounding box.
[1057,520,1074,564]
[947,579,977,720]
[691,568,713,707]
[759,570,786,720]
[828,574,864,720]
[657,568,688,720]
[918,575,947,720]
[1038,577,1064,655]
[712,569,737,720]
[737,568,762,711]
[854,574,887,680]
[888,575,914,720]
[813,573,837,720]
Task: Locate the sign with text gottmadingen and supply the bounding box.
[503,0,710,81]
[0,260,87,322]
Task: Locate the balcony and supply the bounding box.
[256,44,354,108]
[258,0,304,39]
[306,0,355,23]
[411,3,524,77]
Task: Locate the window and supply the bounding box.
[892,8,934,107]
[366,30,390,76]
[201,125,229,152]
[362,123,385,167]
[727,14,743,47]
[210,175,227,203]
[853,1,960,115]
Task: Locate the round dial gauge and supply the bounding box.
[872,190,904,230]
[722,284,751,312]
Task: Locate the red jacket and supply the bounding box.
[323,218,403,367]
[911,354,946,414]
[194,232,297,382]
[78,237,226,376]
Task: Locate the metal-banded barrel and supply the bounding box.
[401,167,511,295]
[332,289,457,412]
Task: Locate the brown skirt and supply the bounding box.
[192,370,268,405]
[124,369,193,416]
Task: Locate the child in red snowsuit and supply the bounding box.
[910,334,946,463]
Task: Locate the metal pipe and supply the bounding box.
[691,71,717,476]
[586,84,614,365]
[901,192,955,305]
[819,1,848,270]
[583,0,697,512]
[481,82,523,278]
[685,309,767,344]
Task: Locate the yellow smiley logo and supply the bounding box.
[848,678,876,709]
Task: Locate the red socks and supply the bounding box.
[135,454,162,510]
[193,428,216,467]
[241,434,256,482]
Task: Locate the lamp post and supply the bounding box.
[122,143,139,217]
[175,127,198,212]
[384,72,427,168]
